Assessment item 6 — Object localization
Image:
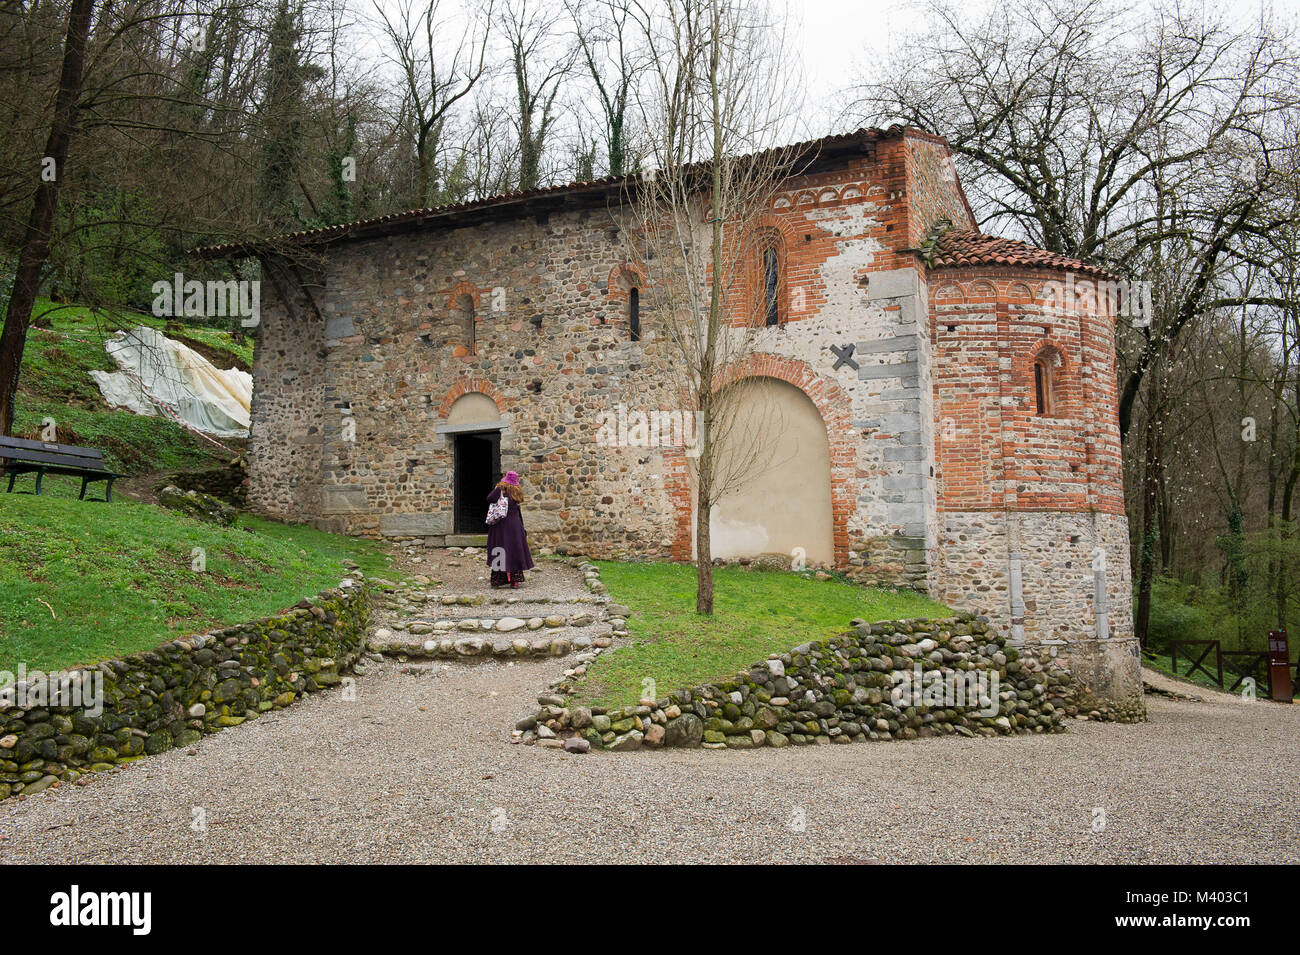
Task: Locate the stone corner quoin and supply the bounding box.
[234,126,1141,711]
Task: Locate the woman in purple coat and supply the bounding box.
[486,470,535,588]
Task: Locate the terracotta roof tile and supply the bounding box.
[190,126,930,258]
[930,229,1115,279]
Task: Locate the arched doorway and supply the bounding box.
[443,392,502,533]
[707,376,834,564]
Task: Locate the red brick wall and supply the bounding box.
[904,134,977,244]
[930,268,1125,517]
[717,131,969,328]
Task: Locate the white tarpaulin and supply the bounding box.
[89,325,252,438]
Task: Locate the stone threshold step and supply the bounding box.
[391,615,612,629]
[368,632,614,660]
[387,599,601,613]
[393,593,604,605]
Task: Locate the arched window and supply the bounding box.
[1034,356,1056,415]
[608,264,644,340]
[452,293,475,355]
[763,246,780,326]
[750,229,785,327]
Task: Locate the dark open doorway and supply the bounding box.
[453,430,501,533]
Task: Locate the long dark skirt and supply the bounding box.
[485,487,535,579]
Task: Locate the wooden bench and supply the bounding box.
[0,436,121,501]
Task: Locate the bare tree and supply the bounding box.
[568,0,640,177]
[851,0,1299,439]
[503,0,575,191]
[622,0,801,614]
[0,0,96,436]
[374,0,490,209]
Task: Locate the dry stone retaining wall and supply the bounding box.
[517,611,1077,752]
[0,577,369,801]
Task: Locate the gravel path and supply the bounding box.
[2,652,1296,864]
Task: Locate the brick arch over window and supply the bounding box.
[605,262,646,338]
[605,262,645,299]
[444,281,482,311]
[1027,339,1071,417]
[444,281,482,357]
[728,215,800,327]
[437,378,509,418]
[662,354,854,566]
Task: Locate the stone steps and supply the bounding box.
[367,628,615,661]
[392,612,607,636]
[363,557,629,664]
[385,604,598,622]
[384,595,603,608]
[381,592,604,608]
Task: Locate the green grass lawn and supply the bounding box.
[10,298,248,475]
[0,492,394,675]
[569,561,951,708]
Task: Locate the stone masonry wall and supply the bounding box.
[307,206,682,552]
[247,128,975,592]
[0,579,368,801]
[247,259,327,522]
[904,134,977,245]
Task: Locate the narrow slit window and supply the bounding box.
[629,287,640,341]
[1034,359,1054,415]
[763,246,780,326]
[453,293,476,355]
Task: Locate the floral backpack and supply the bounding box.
[486,494,509,526]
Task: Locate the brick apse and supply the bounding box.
[197,126,1142,708]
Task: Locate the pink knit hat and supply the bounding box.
[502,471,520,486]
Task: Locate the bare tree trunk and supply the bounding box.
[693,6,725,615]
[624,0,798,617]
[1280,423,1299,630]
[695,439,714,613]
[0,0,95,436]
[1135,428,1158,648]
[1134,368,1166,648]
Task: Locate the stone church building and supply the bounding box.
[198,125,1141,709]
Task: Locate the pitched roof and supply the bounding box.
[191,125,946,258]
[929,229,1115,279]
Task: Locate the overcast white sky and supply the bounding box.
[793,0,1300,130]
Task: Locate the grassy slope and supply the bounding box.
[570,561,951,708]
[0,493,393,674]
[0,300,396,674]
[11,298,247,475]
